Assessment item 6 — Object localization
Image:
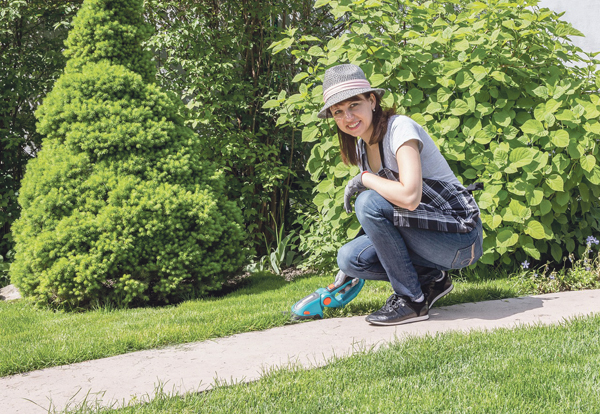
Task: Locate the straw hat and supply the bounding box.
[318,64,385,119]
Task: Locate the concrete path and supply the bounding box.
[2,289,600,413]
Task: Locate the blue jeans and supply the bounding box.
[337,190,483,301]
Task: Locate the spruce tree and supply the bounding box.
[11,0,247,307]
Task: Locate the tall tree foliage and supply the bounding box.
[11,0,247,307]
[0,0,81,262]
[144,0,338,253]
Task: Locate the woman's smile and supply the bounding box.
[347,120,361,129]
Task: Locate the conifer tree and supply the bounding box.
[11,0,246,307]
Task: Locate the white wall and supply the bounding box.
[536,0,600,53]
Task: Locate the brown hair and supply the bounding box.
[332,93,397,166]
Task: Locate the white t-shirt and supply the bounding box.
[358,115,462,187]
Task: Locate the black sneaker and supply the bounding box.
[365,294,429,326]
[422,271,453,308]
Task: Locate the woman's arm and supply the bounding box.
[362,139,423,210]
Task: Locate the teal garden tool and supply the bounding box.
[291,278,365,320]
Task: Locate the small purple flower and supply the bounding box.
[586,236,599,245]
[586,267,591,271]
[550,275,556,280]
[521,260,530,269]
[533,272,538,277]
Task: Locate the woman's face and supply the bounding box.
[330,94,376,141]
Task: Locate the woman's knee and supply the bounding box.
[337,242,354,274]
[355,190,386,223]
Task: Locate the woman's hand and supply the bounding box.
[344,173,366,213]
[332,270,359,293]
[333,270,350,288]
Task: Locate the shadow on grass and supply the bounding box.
[205,272,289,299]
[436,284,522,307]
[209,271,328,301]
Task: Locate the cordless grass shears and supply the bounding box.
[291,278,364,320]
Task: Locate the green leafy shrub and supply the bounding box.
[266,0,600,271]
[10,0,247,307]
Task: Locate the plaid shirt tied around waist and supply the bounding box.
[376,168,480,234]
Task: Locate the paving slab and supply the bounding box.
[2,289,600,413]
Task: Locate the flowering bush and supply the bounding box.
[10,0,247,307]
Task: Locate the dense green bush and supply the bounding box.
[266,0,600,271]
[10,0,247,307]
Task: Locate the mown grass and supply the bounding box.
[62,313,600,414]
[0,272,522,377]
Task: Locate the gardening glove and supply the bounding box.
[333,270,350,289]
[332,270,359,293]
[344,172,366,214]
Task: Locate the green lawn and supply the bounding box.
[63,313,600,414]
[0,272,523,377]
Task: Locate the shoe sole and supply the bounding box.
[366,314,430,326]
[429,284,454,308]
